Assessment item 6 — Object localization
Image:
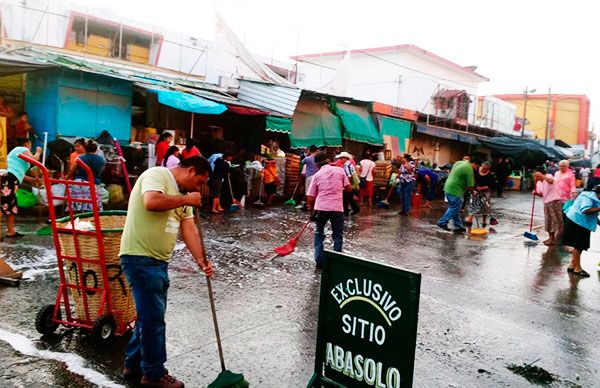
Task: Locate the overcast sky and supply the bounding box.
[73,0,598,130]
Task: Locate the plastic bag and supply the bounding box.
[108,184,125,204]
[63,218,94,231]
[16,189,38,208]
[98,184,110,205]
[32,184,66,206]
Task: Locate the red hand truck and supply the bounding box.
[19,154,135,341]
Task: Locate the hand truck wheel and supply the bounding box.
[35,304,61,335]
[92,315,116,341]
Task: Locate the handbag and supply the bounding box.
[359,164,373,188]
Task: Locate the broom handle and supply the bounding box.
[529,193,536,232]
[295,220,311,239]
[292,179,300,197]
[227,175,235,202]
[386,184,395,201]
[195,209,227,372]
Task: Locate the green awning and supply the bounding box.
[333,101,383,146]
[378,115,412,138]
[265,116,292,133]
[378,115,412,154]
[290,98,343,148]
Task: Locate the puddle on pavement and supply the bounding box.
[0,328,123,388]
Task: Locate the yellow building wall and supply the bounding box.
[509,97,582,145]
[553,99,580,145]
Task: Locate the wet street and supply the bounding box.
[1,192,599,387]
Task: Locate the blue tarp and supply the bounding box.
[149,89,227,115]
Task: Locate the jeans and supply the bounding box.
[401,181,416,213]
[438,193,464,228]
[120,255,169,381]
[314,211,344,265]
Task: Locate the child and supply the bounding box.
[263,159,280,206]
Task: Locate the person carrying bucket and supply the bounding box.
[118,156,214,387]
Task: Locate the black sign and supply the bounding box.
[308,251,421,388]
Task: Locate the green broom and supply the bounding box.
[284,180,300,206]
[195,209,249,388]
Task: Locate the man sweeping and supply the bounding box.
[437,158,475,233]
[119,156,214,387]
[306,152,352,268]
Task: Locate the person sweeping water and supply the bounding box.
[561,185,600,278]
[119,156,214,387]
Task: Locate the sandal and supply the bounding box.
[566,267,574,273]
[5,232,24,238]
[572,270,590,278]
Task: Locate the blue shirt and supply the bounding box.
[417,168,439,186]
[74,153,105,184]
[7,146,30,184]
[565,191,600,231]
[303,155,318,178]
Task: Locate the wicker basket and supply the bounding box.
[56,211,136,326]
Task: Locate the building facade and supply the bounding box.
[495,94,590,147]
[292,45,489,123]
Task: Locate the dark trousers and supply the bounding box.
[120,255,169,381]
[314,211,344,265]
[497,176,506,197]
[343,190,360,216]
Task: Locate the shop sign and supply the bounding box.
[308,251,421,388]
[372,102,418,122]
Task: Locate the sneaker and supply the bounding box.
[453,227,467,233]
[141,372,184,388]
[437,223,451,231]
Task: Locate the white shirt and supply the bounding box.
[359,159,376,181]
[581,167,591,178]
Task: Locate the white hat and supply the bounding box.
[335,151,353,160]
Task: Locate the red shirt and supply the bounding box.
[14,119,31,138]
[155,141,170,165]
[181,146,201,159]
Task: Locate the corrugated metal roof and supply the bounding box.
[237,80,301,117]
[0,45,274,112]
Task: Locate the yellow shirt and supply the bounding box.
[119,167,193,261]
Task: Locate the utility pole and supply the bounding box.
[544,87,552,146]
[521,86,536,137]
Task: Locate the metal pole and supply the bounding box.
[119,24,123,59]
[190,112,195,138]
[84,13,88,52]
[521,88,528,138]
[544,88,552,146]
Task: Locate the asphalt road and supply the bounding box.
[0,192,598,387]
